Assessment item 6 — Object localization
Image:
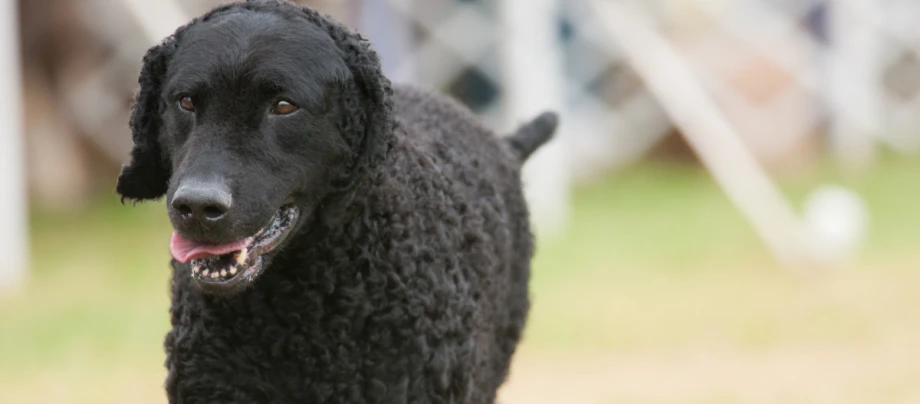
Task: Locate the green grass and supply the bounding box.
[3,155,920,403]
[1,200,171,394]
[522,155,920,354]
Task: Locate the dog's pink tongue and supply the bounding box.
[169,232,252,263]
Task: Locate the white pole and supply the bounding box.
[358,0,417,83]
[499,0,570,239]
[827,0,880,170]
[0,0,27,291]
[119,0,188,43]
[588,0,815,269]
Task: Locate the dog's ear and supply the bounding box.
[116,39,176,203]
[295,7,396,190]
[334,31,395,169]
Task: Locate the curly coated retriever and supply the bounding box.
[116,1,558,402]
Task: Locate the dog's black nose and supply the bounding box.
[171,182,232,222]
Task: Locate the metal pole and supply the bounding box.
[0,0,27,290]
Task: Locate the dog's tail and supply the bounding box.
[505,111,559,162]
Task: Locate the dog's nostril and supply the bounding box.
[175,203,193,217]
[202,205,227,220]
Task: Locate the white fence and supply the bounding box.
[31,0,920,186]
[55,0,920,198]
[8,0,920,287]
[352,0,919,252]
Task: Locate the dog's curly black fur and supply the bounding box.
[116,1,557,402]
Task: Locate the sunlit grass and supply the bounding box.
[2,155,919,403]
[0,199,171,391]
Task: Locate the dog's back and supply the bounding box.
[389,85,555,400]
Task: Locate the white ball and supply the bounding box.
[802,185,869,263]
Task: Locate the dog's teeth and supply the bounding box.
[202,269,209,277]
[235,249,248,265]
[220,269,228,277]
[193,265,201,274]
[210,271,219,279]
[230,267,238,275]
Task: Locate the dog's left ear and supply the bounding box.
[295,6,396,190]
[116,39,176,202]
[333,31,394,171]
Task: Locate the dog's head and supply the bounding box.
[116,1,394,294]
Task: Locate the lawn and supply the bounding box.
[2,156,919,403]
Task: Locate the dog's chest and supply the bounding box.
[166,268,428,402]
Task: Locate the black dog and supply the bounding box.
[116,1,557,402]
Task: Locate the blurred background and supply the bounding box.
[1,0,919,402]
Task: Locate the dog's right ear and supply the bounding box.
[116,39,176,203]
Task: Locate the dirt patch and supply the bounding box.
[499,341,920,404]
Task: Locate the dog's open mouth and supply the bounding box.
[169,205,299,290]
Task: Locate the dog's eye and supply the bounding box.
[178,96,195,112]
[271,99,298,115]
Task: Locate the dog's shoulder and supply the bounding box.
[391,85,488,131]
[390,84,505,155]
